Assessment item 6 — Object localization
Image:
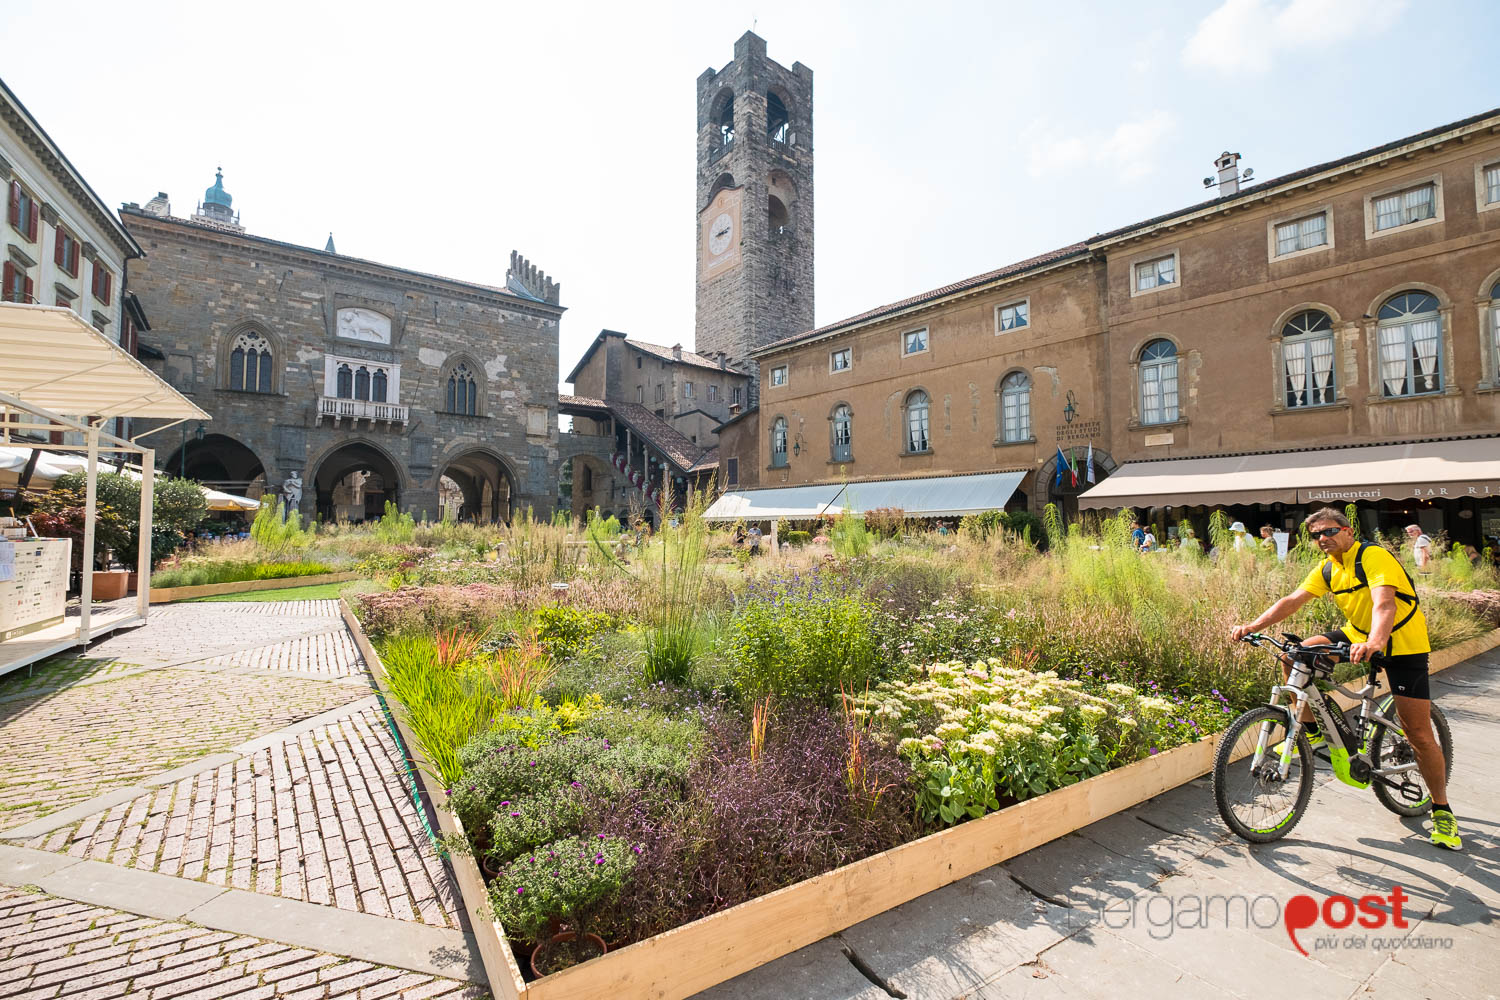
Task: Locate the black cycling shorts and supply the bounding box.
[1313,630,1430,700]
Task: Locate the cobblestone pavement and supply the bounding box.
[0,600,481,995]
[0,887,483,1000]
[0,670,361,830]
[23,703,462,928]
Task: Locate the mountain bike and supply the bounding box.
[1212,633,1453,843]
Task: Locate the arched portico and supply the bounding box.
[163,433,267,499]
[311,440,404,523]
[437,448,516,524]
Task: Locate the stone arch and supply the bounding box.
[1039,447,1118,519]
[439,352,487,416]
[164,432,269,498]
[705,171,737,209]
[1364,280,1452,319]
[436,444,518,524]
[217,320,284,394]
[308,437,407,523]
[1269,301,1344,339]
[567,452,614,523]
[1129,333,1182,363]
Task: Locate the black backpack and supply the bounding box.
[1320,542,1422,642]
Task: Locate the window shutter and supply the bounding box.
[27,201,38,242]
[2,261,12,301]
[54,230,64,267]
[7,182,17,228]
[24,276,34,304]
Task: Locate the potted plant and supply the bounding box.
[486,834,638,977]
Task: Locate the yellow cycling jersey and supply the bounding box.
[1299,543,1430,655]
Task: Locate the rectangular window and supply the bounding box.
[726,457,739,485]
[903,328,928,354]
[91,264,112,305]
[2,261,33,304]
[1134,255,1176,292]
[1486,164,1500,205]
[997,300,1029,332]
[636,357,642,368]
[1378,320,1442,397]
[54,228,80,276]
[655,383,665,402]
[770,365,787,386]
[683,380,694,399]
[1275,213,1327,256]
[1373,183,1436,231]
[8,182,39,242]
[732,386,742,405]
[707,384,718,403]
[830,348,851,372]
[636,385,644,403]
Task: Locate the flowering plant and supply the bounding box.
[486,835,638,943]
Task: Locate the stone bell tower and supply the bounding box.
[694,32,814,375]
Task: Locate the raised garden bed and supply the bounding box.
[151,571,360,603]
[342,598,1500,1000]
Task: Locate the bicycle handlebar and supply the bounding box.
[1238,632,1387,667]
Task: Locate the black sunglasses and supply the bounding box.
[1309,526,1344,539]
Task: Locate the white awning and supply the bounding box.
[703,484,847,521]
[1077,439,1500,510]
[839,471,1027,517]
[0,304,209,420]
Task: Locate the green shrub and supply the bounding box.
[534,606,615,660]
[250,498,312,554]
[724,569,879,701]
[784,530,811,547]
[829,510,873,559]
[151,559,332,588]
[374,501,416,545]
[486,835,636,943]
[375,633,501,785]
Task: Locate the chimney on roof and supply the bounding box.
[672,343,683,360]
[715,351,728,369]
[728,403,742,417]
[1203,151,1252,197]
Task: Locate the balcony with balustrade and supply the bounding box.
[316,395,408,427]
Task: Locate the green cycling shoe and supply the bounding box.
[1430,809,1462,851]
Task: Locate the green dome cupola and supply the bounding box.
[204,168,232,208]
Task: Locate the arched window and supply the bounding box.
[831,404,852,462]
[445,362,478,415]
[769,195,789,234]
[1281,311,1335,408]
[715,92,735,148]
[767,91,789,143]
[1000,372,1032,442]
[905,390,930,453]
[770,416,788,467]
[336,364,353,399]
[353,366,371,401]
[372,368,388,403]
[1377,291,1442,397]
[1490,281,1500,381]
[1139,340,1179,425]
[228,332,273,393]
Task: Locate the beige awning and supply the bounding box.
[0,304,209,420]
[1077,439,1500,510]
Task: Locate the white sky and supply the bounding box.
[5,0,1496,392]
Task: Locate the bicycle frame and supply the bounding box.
[1250,646,1419,790]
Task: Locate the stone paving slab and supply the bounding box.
[0,669,366,831]
[697,648,1500,1000]
[20,702,461,928]
[0,885,483,999]
[201,629,365,678]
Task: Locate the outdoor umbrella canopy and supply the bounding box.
[0,447,260,510]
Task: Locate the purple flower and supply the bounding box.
[571,781,581,788]
[500,800,510,807]
[516,887,525,895]
[510,811,521,817]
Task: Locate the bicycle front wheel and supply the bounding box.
[1213,706,1315,843]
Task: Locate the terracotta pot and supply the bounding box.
[126,572,139,593]
[529,930,606,978]
[481,854,502,879]
[91,570,129,601]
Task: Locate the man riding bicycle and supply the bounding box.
[1229,507,1459,850]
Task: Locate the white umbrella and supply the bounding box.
[0,447,259,509]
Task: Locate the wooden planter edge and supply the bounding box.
[342,603,1500,1000]
[151,571,360,603]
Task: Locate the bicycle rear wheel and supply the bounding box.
[1213,706,1315,843]
[1370,699,1453,817]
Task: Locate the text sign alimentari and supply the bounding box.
[1302,482,1500,503]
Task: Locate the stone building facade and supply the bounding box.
[121,180,564,523]
[744,108,1500,545]
[694,32,814,380]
